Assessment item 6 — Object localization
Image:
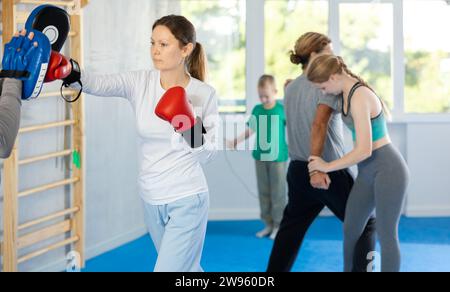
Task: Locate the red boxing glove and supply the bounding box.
[155,86,206,148]
[155,86,196,132]
[45,50,72,82]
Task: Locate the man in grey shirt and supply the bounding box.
[267,74,376,272]
[0,78,21,158]
[285,75,345,163]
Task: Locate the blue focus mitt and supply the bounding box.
[0,30,51,100]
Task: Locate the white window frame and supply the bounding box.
[331,0,404,117]
[246,0,265,115]
[250,0,450,122]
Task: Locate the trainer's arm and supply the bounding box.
[0,79,22,158]
[310,104,334,157]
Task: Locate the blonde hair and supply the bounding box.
[290,32,331,70]
[258,74,276,88]
[307,54,390,118]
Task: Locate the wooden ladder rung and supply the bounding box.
[15,0,77,8]
[17,220,72,249]
[18,236,79,264]
[15,10,76,29]
[19,149,73,166]
[15,11,29,24]
[38,90,79,98]
[19,120,76,134]
[18,207,80,231]
[18,177,79,198]
[13,13,80,26]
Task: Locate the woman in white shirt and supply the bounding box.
[60,15,219,272]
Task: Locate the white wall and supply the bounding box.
[404,122,450,216]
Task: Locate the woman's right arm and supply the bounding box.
[71,71,140,101]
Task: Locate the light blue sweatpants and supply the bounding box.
[143,192,209,272]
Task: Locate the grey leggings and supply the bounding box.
[344,144,409,272]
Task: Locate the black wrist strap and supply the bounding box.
[0,69,30,79]
[60,59,82,103]
[180,117,207,148]
[61,81,82,103]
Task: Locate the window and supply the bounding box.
[339,2,394,109]
[404,0,450,113]
[180,0,246,113]
[178,0,450,117]
[264,0,328,95]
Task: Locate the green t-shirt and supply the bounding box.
[247,102,289,162]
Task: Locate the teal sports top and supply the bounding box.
[341,82,388,142]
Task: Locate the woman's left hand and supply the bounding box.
[308,156,330,173]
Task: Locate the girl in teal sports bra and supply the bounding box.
[306,54,410,272]
[342,82,389,142]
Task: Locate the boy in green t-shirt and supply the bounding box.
[228,75,288,240]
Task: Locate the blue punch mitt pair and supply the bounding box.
[0,5,70,100]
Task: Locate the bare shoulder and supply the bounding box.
[351,86,378,107]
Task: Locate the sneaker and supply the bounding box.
[256,226,273,238]
[269,227,279,240]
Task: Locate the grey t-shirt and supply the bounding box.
[284,74,345,162]
[0,78,22,159]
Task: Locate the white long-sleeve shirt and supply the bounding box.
[77,70,219,205]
